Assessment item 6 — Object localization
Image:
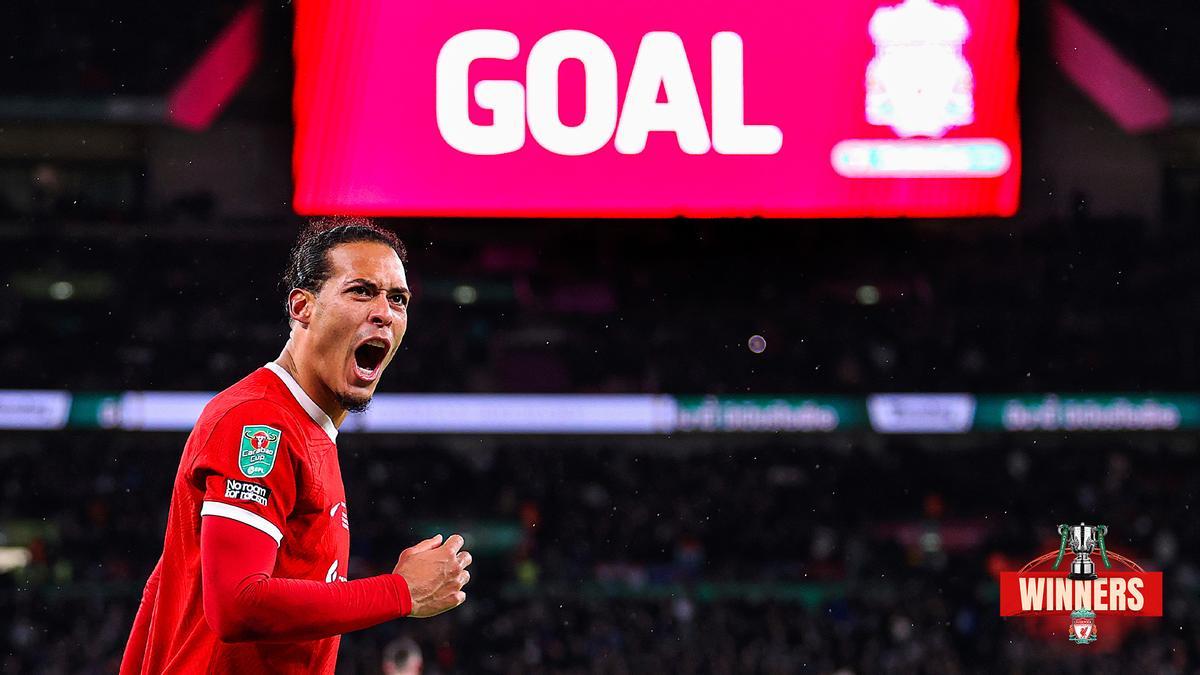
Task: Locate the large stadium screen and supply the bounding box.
[293,0,1020,217]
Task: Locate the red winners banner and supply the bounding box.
[999,572,1164,617]
[293,0,1020,217]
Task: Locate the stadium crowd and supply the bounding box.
[0,214,1195,396]
[2,432,1198,673]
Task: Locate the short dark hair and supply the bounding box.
[283,216,408,320]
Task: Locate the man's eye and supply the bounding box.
[390,295,408,306]
[351,286,371,296]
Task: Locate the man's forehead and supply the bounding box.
[328,241,408,286]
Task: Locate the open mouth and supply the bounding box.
[353,338,389,381]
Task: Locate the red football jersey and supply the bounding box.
[122,363,350,674]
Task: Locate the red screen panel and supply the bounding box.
[293,0,1020,217]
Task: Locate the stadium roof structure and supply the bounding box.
[1066,0,1200,99]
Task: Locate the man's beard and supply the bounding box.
[335,392,372,414]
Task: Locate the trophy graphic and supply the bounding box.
[1053,523,1111,581]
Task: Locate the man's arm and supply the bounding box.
[201,516,412,643]
[201,517,471,643]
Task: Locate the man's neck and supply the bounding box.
[274,345,348,427]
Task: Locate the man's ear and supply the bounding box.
[288,288,315,326]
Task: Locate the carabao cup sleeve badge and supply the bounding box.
[239,425,282,478]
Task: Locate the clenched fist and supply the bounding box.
[393,533,472,618]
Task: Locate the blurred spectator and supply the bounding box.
[382,637,422,675]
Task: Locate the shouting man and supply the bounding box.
[120,217,471,674]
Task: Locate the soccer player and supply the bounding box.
[120,218,472,674]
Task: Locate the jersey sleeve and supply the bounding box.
[192,399,305,547]
[201,516,412,643]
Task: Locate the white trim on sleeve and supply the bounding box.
[201,500,284,546]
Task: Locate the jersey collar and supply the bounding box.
[263,362,338,443]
